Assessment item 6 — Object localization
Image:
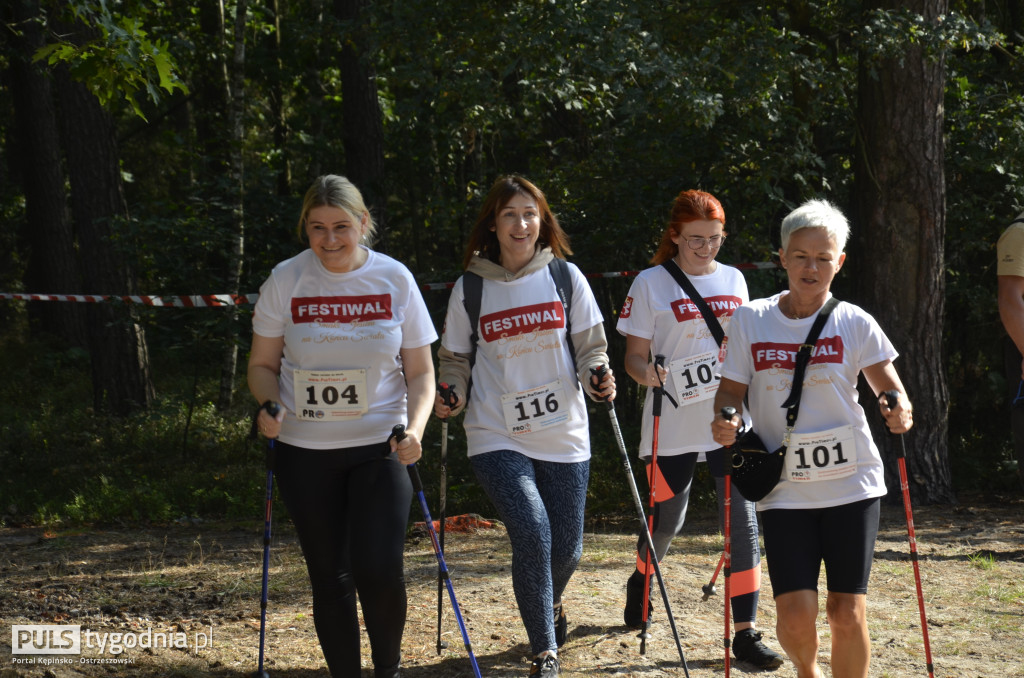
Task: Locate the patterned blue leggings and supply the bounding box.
[470,450,589,656]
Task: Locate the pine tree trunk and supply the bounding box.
[335,0,387,250]
[7,0,86,347]
[218,0,250,412]
[54,68,155,415]
[853,0,954,504]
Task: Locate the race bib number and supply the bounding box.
[669,351,720,405]
[293,369,368,421]
[500,379,572,436]
[784,425,858,482]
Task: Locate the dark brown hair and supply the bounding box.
[462,175,572,270]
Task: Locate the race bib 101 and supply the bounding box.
[784,425,858,483]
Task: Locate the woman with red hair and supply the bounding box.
[616,189,782,669]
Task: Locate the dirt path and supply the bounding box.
[2,496,1022,677]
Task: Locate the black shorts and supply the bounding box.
[761,496,881,596]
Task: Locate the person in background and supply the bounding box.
[249,174,436,678]
[996,209,1024,488]
[712,198,913,678]
[433,175,616,678]
[616,188,782,669]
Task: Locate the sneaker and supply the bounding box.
[623,570,655,628]
[733,628,784,670]
[528,653,559,677]
[553,602,568,647]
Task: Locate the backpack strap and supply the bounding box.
[547,258,578,381]
[661,259,726,347]
[462,271,483,403]
[461,258,579,405]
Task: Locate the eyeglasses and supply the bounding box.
[683,235,726,250]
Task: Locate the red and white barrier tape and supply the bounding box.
[1,262,777,306]
[0,292,259,307]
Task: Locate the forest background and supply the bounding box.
[1,0,1023,529]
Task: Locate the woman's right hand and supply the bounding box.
[257,404,285,439]
[711,409,740,447]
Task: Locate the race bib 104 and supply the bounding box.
[293,369,368,421]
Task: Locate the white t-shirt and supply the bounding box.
[617,263,749,459]
[720,294,897,510]
[441,263,604,463]
[252,248,438,449]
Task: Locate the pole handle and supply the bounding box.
[883,390,899,410]
[590,364,612,410]
[439,382,455,410]
[392,424,426,492]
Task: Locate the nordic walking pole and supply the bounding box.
[702,553,725,601]
[252,400,281,678]
[883,391,935,678]
[391,425,483,678]
[720,406,736,678]
[640,354,677,654]
[436,383,455,655]
[591,365,691,676]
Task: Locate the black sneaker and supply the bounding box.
[553,602,568,647]
[623,570,655,628]
[528,653,559,677]
[733,628,784,670]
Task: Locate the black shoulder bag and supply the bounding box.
[730,297,839,502]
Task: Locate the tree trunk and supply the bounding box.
[853,0,954,504]
[6,0,86,347]
[334,0,388,251]
[268,0,291,196]
[217,0,250,412]
[54,66,155,415]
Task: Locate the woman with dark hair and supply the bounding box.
[616,189,782,669]
[434,175,616,678]
[249,175,436,677]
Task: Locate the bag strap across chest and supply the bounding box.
[660,259,726,347]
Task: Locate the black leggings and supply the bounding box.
[274,440,413,678]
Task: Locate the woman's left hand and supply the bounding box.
[879,391,914,434]
[391,429,423,465]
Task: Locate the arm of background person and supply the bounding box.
[998,274,1024,379]
[397,343,436,465]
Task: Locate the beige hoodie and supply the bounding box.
[438,247,610,415]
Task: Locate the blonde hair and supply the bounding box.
[296,175,377,245]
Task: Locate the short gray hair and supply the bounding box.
[780,199,849,252]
